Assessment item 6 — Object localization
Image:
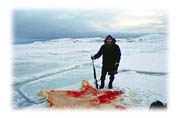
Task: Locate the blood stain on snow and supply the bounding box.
[43,80,125,109]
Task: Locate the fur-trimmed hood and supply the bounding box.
[104,35,116,44]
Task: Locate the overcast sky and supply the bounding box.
[13,9,167,42]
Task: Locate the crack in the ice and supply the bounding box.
[16,88,46,104]
[118,69,168,76]
[13,65,82,86]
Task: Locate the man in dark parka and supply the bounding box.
[91,35,121,89]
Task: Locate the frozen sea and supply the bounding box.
[12,34,168,109]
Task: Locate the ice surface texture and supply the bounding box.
[12,34,168,109]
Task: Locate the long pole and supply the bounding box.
[91,58,99,89]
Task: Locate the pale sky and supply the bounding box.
[14,9,167,42]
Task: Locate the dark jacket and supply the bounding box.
[93,36,121,72]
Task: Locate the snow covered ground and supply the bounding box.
[12,34,168,109]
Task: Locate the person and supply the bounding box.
[149,100,167,110]
[91,35,121,89]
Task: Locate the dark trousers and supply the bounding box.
[100,69,115,89]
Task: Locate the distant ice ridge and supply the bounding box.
[135,33,167,42]
[32,37,103,44]
[31,34,167,44]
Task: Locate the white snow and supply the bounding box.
[12,34,168,109]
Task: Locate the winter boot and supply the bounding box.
[108,74,114,89]
[100,79,105,89]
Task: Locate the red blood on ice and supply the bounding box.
[45,80,125,109]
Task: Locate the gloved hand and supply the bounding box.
[114,62,119,68]
[91,56,95,60]
[114,62,119,74]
